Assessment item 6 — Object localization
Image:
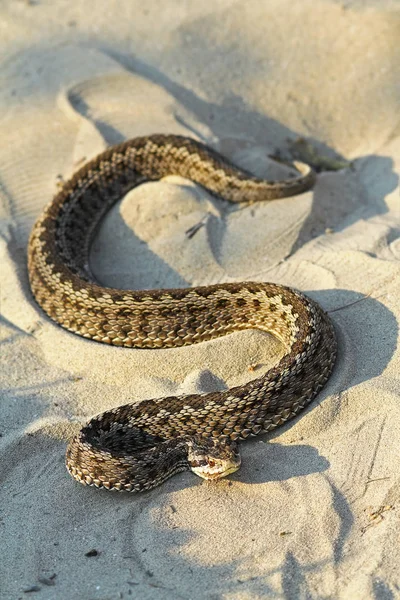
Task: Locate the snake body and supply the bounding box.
[28,135,337,492]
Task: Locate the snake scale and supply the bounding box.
[28,134,337,492]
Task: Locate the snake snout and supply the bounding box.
[187,437,241,481]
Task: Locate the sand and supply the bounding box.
[1,1,399,598]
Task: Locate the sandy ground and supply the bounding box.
[1,1,399,599]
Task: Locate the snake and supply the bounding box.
[27,134,337,492]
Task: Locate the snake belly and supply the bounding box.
[27,134,337,492]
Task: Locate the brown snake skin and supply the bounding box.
[28,134,337,492]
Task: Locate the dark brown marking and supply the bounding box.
[216,298,229,308]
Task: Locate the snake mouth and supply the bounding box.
[190,459,241,481]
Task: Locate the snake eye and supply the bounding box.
[208,460,215,467]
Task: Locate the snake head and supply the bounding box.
[187,437,241,481]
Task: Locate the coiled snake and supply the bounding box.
[28,135,337,492]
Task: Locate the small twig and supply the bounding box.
[365,476,390,485]
[185,213,210,239]
[361,504,394,534]
[248,363,262,372]
[328,292,379,314]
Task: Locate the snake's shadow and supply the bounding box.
[232,441,329,485]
